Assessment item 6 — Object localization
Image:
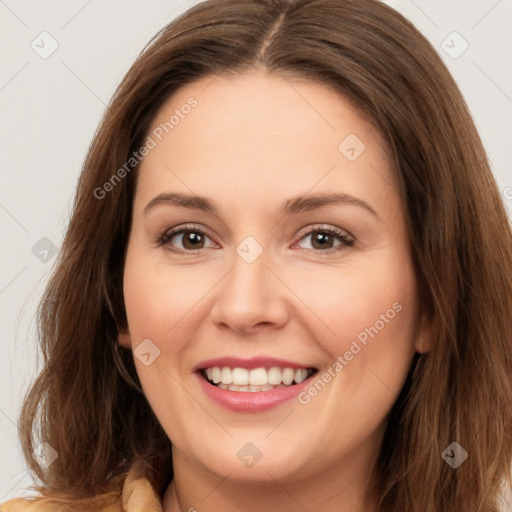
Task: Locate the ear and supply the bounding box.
[414,313,433,354]
[117,328,132,349]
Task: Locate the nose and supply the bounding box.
[209,245,290,335]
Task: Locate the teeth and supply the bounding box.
[282,367,294,385]
[294,368,308,384]
[248,368,267,386]
[267,367,282,385]
[221,367,232,385]
[203,365,313,390]
[232,367,249,386]
[226,384,289,392]
[212,367,221,384]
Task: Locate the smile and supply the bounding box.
[202,366,316,392]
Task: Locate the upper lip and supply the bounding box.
[194,356,316,371]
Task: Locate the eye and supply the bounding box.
[294,225,354,252]
[158,224,217,252]
[157,223,354,253]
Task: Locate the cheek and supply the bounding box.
[287,251,418,427]
[122,257,209,443]
[289,252,418,437]
[122,258,217,343]
[282,251,417,358]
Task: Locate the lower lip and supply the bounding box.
[195,372,315,412]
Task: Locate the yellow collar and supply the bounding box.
[0,458,163,512]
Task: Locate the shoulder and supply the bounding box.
[0,497,122,512]
[0,498,41,512]
[0,497,57,512]
[1,458,162,512]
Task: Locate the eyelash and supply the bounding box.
[156,223,355,254]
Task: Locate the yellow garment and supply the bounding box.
[0,459,163,512]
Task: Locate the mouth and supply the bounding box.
[194,357,319,411]
[200,365,318,392]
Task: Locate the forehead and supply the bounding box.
[135,70,398,217]
[147,69,384,154]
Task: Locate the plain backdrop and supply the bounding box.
[1,0,511,503]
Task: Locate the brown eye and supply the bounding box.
[296,226,354,252]
[179,231,205,250]
[311,231,335,250]
[160,225,216,252]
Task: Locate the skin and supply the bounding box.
[119,68,430,512]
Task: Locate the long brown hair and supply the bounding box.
[16,0,512,510]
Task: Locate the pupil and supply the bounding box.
[313,232,332,249]
[185,232,203,248]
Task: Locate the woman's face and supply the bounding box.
[120,69,426,485]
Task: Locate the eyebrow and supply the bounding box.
[143,192,380,220]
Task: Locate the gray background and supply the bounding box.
[1,0,511,502]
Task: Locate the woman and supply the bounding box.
[3,0,512,510]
